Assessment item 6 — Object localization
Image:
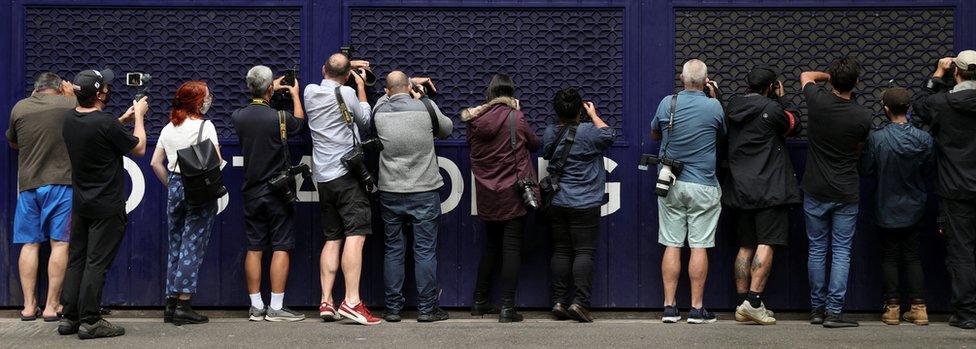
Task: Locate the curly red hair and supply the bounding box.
[170,80,208,126]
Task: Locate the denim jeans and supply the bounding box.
[380,191,441,314]
[803,195,858,314]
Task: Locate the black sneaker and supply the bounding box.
[949,315,976,330]
[418,307,450,323]
[823,312,859,328]
[687,307,717,324]
[57,318,80,335]
[810,308,826,325]
[78,319,126,340]
[383,312,402,323]
[552,303,571,320]
[661,305,680,323]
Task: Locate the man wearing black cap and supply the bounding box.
[723,68,801,325]
[913,50,976,330]
[58,69,148,339]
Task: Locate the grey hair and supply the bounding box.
[681,59,708,87]
[246,65,274,97]
[34,72,62,92]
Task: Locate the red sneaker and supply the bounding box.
[338,301,380,326]
[319,302,341,321]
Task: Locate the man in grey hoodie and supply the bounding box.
[373,71,453,323]
[860,87,933,326]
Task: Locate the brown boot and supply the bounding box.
[903,300,929,326]
[882,300,900,325]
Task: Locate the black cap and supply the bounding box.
[746,68,778,91]
[72,69,115,100]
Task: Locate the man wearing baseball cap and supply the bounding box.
[57,68,148,339]
[913,50,976,330]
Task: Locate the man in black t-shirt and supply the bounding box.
[799,58,872,329]
[59,69,148,339]
[232,65,306,322]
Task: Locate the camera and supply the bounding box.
[411,78,437,98]
[638,154,685,197]
[341,138,384,194]
[126,72,152,101]
[516,178,540,210]
[268,163,312,202]
[340,46,377,88]
[283,68,297,87]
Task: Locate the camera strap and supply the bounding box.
[334,86,361,147]
[278,110,292,169]
[420,97,440,136]
[544,124,577,176]
[507,109,525,180]
[662,93,678,158]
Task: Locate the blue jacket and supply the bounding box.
[860,122,935,228]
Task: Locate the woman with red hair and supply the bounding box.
[149,81,222,326]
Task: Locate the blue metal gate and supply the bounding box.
[2,0,974,311]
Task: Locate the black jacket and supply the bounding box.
[722,94,801,209]
[913,80,976,200]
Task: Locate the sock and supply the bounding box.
[249,293,264,309]
[736,292,747,305]
[270,293,285,311]
[747,291,762,308]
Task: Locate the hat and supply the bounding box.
[746,68,778,91]
[954,50,976,71]
[72,69,115,100]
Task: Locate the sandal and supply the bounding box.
[20,307,41,321]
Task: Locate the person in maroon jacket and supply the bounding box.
[461,73,540,323]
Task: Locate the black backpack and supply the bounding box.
[176,120,227,207]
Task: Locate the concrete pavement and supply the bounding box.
[2,310,974,348]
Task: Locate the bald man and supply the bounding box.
[302,52,378,325]
[373,71,453,323]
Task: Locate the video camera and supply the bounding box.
[638,154,684,197]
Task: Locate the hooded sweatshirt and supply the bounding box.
[722,94,801,209]
[860,122,934,228]
[913,79,976,200]
[462,97,541,221]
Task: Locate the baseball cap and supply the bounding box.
[72,69,115,100]
[954,50,976,71]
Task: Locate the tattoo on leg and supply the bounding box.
[734,256,750,281]
[751,254,769,291]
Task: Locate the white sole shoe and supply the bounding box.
[662,316,681,323]
[688,317,718,324]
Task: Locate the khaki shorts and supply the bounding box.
[657,180,722,248]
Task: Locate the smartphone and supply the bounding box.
[283,69,297,86]
[126,73,145,87]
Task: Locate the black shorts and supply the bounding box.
[736,205,789,247]
[318,173,372,241]
[244,193,295,251]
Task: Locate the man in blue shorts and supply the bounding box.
[6,72,76,322]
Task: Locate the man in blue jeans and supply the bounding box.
[799,57,873,328]
[373,71,453,322]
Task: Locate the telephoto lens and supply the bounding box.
[656,165,677,197]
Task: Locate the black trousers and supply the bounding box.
[877,224,925,301]
[942,198,976,321]
[548,205,601,307]
[61,212,127,324]
[474,216,525,307]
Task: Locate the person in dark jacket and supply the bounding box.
[913,50,976,330]
[724,68,801,325]
[461,73,540,323]
[861,87,934,326]
[542,88,614,323]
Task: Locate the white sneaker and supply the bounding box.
[735,301,776,325]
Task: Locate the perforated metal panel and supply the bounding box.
[675,8,955,135]
[23,7,302,140]
[349,7,624,140]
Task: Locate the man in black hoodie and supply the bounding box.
[724,68,801,325]
[913,50,976,330]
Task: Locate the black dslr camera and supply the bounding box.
[638,154,685,197]
[341,138,384,194]
[339,46,377,89]
[268,163,312,202]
